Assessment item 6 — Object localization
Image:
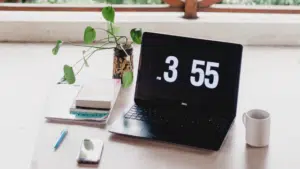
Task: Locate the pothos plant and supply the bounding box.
[52,5,143,88]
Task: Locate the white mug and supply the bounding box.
[243,109,270,147]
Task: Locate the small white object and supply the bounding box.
[156,76,162,80]
[77,139,104,164]
[243,109,270,147]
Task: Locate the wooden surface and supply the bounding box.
[1,43,300,169]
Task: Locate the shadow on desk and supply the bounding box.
[108,133,216,155]
[46,120,107,129]
[77,163,101,168]
[245,144,269,169]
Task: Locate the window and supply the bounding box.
[1,0,300,13]
[22,0,165,4]
[1,0,300,46]
[2,0,300,5]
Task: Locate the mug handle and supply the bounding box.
[242,112,246,126]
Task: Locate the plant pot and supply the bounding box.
[112,44,134,82]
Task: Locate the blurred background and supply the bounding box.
[1,0,300,6]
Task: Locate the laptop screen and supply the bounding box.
[134,32,243,118]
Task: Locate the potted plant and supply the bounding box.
[52,5,143,88]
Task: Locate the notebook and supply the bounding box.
[44,79,121,126]
[69,102,109,116]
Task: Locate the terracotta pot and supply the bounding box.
[112,44,134,81]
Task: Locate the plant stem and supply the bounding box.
[83,47,93,55]
[95,37,115,43]
[74,42,111,76]
[120,44,133,70]
[76,62,85,76]
[110,22,114,35]
[65,41,113,49]
[75,48,101,75]
[94,28,118,45]
[85,48,102,61]
[72,42,112,67]
[117,36,128,44]
[120,44,130,57]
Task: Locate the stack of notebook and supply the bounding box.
[44,78,121,126]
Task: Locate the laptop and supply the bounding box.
[109,32,243,151]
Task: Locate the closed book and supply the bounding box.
[75,79,121,109]
[44,85,108,126]
[70,102,109,116]
[44,78,121,126]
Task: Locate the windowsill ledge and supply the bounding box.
[1,10,300,46]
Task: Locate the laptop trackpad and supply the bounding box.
[110,118,145,137]
[124,119,144,134]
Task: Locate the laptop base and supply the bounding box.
[109,104,235,151]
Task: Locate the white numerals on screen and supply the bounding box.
[163,56,179,83]
[190,60,205,87]
[190,59,219,89]
[160,56,219,89]
[205,61,219,89]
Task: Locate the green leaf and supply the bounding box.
[130,28,143,44]
[122,71,133,88]
[84,26,96,44]
[63,65,76,84]
[102,6,115,23]
[48,0,58,4]
[52,40,63,55]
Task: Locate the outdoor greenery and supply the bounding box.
[3,0,300,6]
[30,0,300,5]
[52,5,143,88]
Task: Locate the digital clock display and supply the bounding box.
[135,32,243,117]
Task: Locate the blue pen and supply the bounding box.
[54,129,68,151]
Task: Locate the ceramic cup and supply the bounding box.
[243,109,270,147]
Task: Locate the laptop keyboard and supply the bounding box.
[124,104,229,133]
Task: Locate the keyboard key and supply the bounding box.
[127,112,134,115]
[124,114,131,118]
[124,105,230,136]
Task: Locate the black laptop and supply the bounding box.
[109,32,243,151]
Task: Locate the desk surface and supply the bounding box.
[1,43,299,169]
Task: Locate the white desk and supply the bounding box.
[1,43,300,169]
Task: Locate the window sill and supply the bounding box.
[1,10,300,46]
